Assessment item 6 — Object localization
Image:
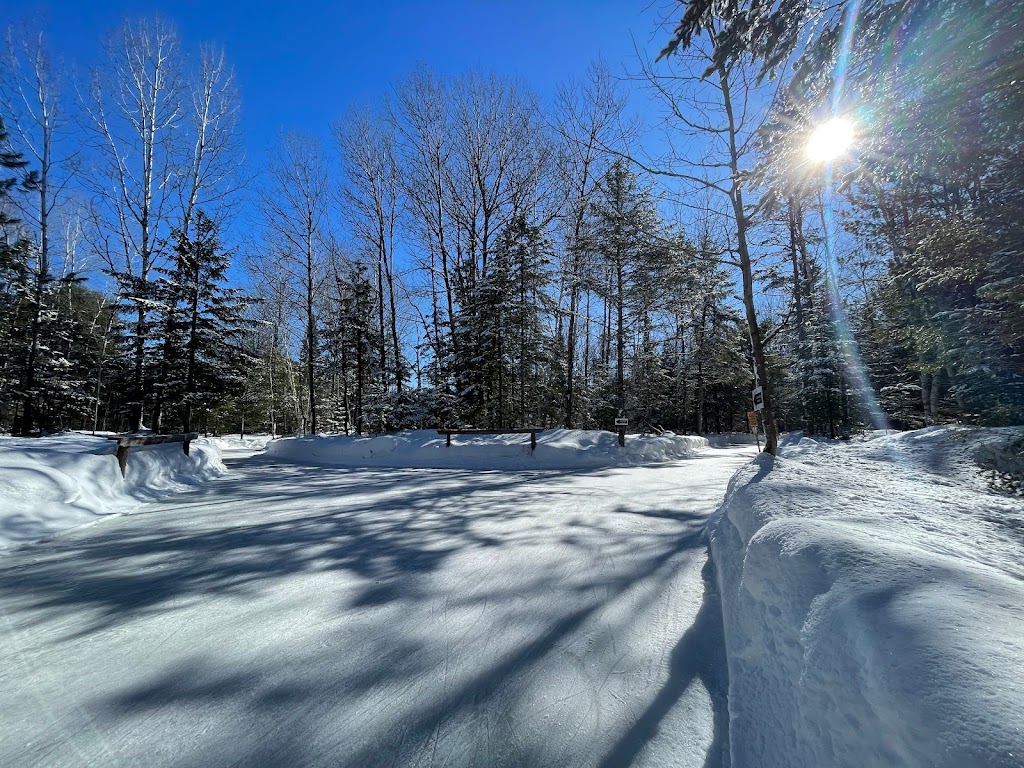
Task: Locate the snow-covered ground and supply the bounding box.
[0,438,755,767]
[265,428,709,470]
[4,425,1020,767]
[211,432,276,458]
[709,426,1024,767]
[0,432,225,551]
[0,430,706,551]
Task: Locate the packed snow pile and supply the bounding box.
[0,433,225,551]
[708,425,1024,768]
[210,433,274,457]
[265,428,709,470]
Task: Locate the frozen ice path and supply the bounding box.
[0,446,756,768]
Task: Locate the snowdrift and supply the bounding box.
[264,428,709,470]
[0,433,225,551]
[708,426,1024,767]
[210,433,275,456]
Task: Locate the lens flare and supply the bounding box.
[815,0,890,433]
[807,117,855,162]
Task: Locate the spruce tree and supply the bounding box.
[157,211,251,433]
[587,160,662,425]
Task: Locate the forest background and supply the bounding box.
[1,0,1021,453]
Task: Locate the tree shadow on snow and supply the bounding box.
[0,453,734,768]
[596,557,730,768]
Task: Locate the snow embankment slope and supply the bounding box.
[0,433,225,551]
[264,428,709,470]
[708,426,1024,768]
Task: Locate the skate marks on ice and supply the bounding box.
[0,447,755,767]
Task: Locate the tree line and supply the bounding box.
[2,2,1021,448]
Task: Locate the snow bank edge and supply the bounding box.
[706,448,1024,768]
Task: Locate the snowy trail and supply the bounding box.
[0,445,756,768]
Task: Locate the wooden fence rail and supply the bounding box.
[105,433,199,478]
[437,428,543,452]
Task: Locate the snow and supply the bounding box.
[0,429,706,552]
[264,428,709,470]
[0,440,756,767]
[3,424,1021,766]
[0,432,226,551]
[211,432,276,457]
[708,425,1024,767]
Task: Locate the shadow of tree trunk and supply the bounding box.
[598,556,730,768]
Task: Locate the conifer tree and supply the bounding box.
[157,211,250,433]
[587,160,662,422]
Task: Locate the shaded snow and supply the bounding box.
[0,433,225,551]
[9,423,1017,767]
[0,445,756,768]
[708,425,1024,768]
[265,429,709,470]
[0,430,707,552]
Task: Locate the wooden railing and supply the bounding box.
[437,428,543,452]
[104,433,199,478]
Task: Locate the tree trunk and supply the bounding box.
[717,59,777,454]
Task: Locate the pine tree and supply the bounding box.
[155,211,251,433]
[587,160,662,423]
[322,260,379,433]
[0,117,39,432]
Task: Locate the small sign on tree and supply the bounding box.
[752,386,764,412]
[614,417,628,427]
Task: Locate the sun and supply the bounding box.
[807,117,855,162]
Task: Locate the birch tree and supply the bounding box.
[82,17,184,431]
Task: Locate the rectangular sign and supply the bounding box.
[752,386,764,412]
[614,417,628,426]
[747,410,759,430]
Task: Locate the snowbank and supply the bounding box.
[708,426,1024,767]
[210,433,275,457]
[0,433,226,551]
[265,428,709,470]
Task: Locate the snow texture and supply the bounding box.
[0,433,225,551]
[0,440,756,767]
[265,428,709,470]
[708,426,1024,768]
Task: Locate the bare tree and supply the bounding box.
[550,61,626,427]
[81,17,185,431]
[79,17,244,432]
[391,67,552,414]
[176,43,243,235]
[245,247,305,436]
[256,131,332,434]
[333,104,404,393]
[390,67,459,384]
[640,27,784,453]
[447,70,550,282]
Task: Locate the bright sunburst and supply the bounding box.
[807,117,855,162]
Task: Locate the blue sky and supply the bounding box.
[9,0,659,162]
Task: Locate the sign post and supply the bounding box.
[747,409,761,450]
[614,416,628,447]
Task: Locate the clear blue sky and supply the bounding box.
[9,0,660,162]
